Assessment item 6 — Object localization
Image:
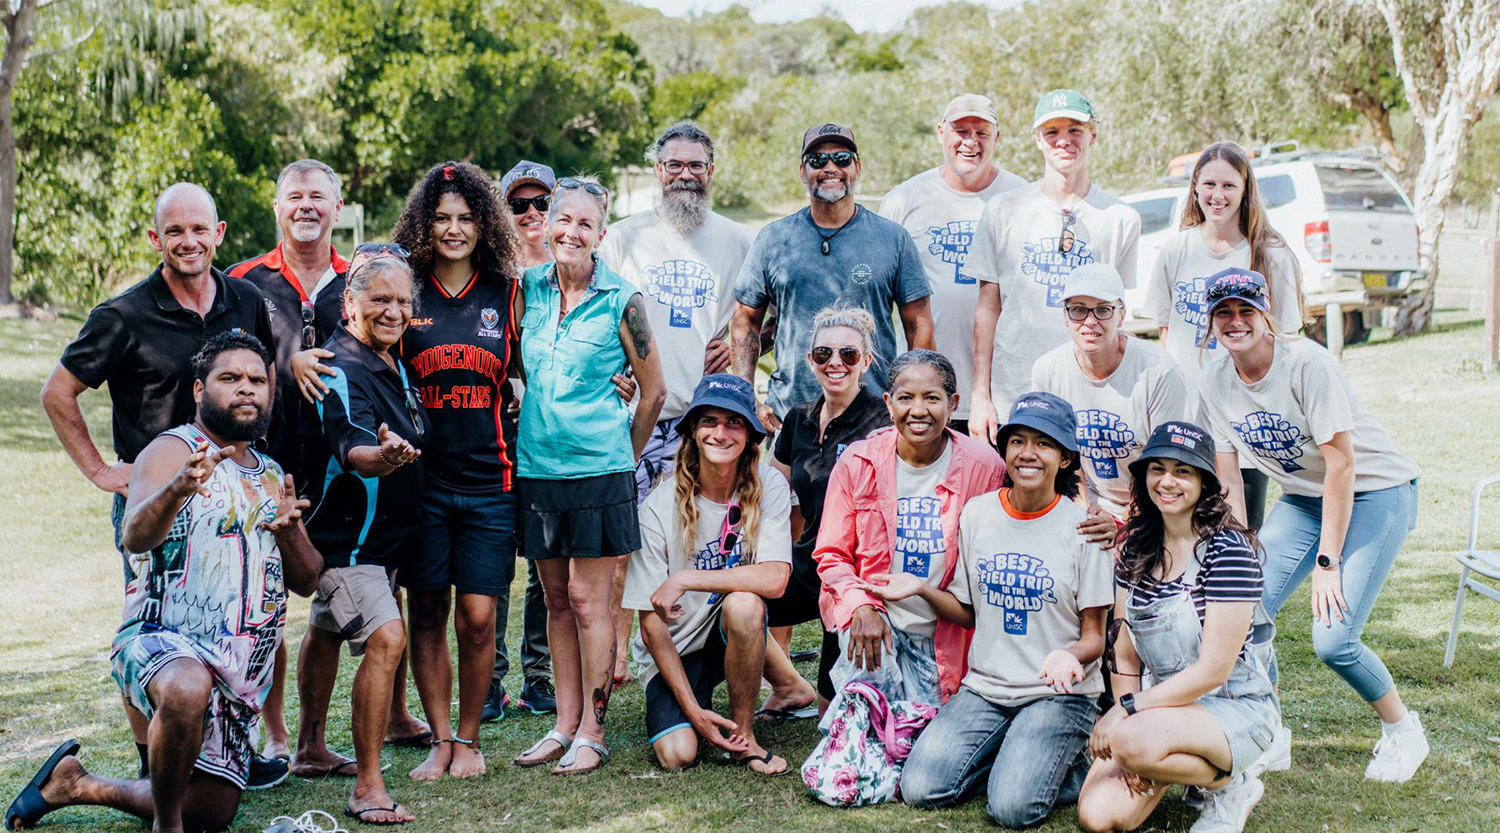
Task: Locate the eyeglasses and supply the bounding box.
[810,346,862,366]
[507,195,549,215]
[348,242,411,277]
[1065,303,1118,322]
[718,500,744,557]
[1206,281,1265,303]
[404,386,426,440]
[802,151,857,170]
[1057,209,1077,254]
[300,300,317,349]
[661,160,709,175]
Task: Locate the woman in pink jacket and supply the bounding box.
[813,350,1005,706]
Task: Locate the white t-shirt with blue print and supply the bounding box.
[887,442,954,638]
[951,490,1114,707]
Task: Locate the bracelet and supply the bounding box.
[381,449,404,467]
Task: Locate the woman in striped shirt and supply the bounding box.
[1077,421,1279,833]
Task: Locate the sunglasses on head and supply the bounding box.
[347,242,411,277]
[300,300,317,349]
[1057,209,1077,254]
[1206,281,1265,303]
[802,151,857,170]
[810,345,862,366]
[507,195,550,215]
[555,177,609,199]
[1065,303,1117,322]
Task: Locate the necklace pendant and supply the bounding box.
[821,239,830,256]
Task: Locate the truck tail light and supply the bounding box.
[1304,220,1331,263]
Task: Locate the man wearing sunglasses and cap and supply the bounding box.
[622,374,795,775]
[967,90,1140,448]
[880,94,1027,438]
[732,122,934,432]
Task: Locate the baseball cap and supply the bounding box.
[500,160,556,199]
[1200,267,1270,344]
[1128,421,1217,480]
[942,93,999,126]
[998,391,1078,453]
[676,374,767,442]
[1032,89,1095,130]
[801,123,858,155]
[1061,262,1125,304]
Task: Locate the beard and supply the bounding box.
[199,396,271,444]
[805,174,850,204]
[287,216,324,243]
[658,180,709,233]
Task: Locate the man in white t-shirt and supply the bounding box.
[621,375,795,776]
[601,121,755,500]
[968,89,1141,445]
[880,94,1027,437]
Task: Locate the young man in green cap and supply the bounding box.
[966,89,1141,447]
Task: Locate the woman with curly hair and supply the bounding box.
[388,160,523,781]
[1077,420,1279,833]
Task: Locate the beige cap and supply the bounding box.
[942,93,999,126]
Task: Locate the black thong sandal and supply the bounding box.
[344,804,412,827]
[5,738,81,831]
[728,748,790,777]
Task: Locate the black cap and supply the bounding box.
[801,123,858,155]
[1128,421,1217,479]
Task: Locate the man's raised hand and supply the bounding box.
[263,474,310,534]
[171,441,232,498]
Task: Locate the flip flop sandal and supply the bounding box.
[5,738,80,831]
[754,705,818,722]
[513,731,573,768]
[727,748,791,777]
[551,737,610,776]
[343,804,412,827]
[293,757,359,779]
[383,731,433,749]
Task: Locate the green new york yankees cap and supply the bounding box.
[1033,89,1095,130]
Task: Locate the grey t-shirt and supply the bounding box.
[888,442,954,637]
[734,206,931,417]
[600,209,754,420]
[1198,338,1420,496]
[879,167,1027,419]
[966,182,1141,413]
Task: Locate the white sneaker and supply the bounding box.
[1245,724,1292,776]
[1364,711,1430,783]
[1189,774,1265,833]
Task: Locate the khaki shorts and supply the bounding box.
[309,565,401,656]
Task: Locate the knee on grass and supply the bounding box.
[652,730,699,771]
[1076,796,1136,833]
[986,791,1053,830]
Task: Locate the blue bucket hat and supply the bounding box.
[1127,420,1217,480]
[998,391,1078,452]
[676,374,766,442]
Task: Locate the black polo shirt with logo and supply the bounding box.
[228,243,349,468]
[399,272,519,495]
[773,386,891,564]
[301,327,428,569]
[59,265,275,463]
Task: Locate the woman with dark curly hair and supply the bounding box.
[387,160,523,781]
[1077,420,1279,833]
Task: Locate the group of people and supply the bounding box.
[5,87,1429,833]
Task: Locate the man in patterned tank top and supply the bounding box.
[5,332,323,833]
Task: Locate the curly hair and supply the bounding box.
[671,429,764,567]
[1117,462,1260,585]
[390,160,519,293]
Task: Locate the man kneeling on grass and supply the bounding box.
[6,332,321,833]
[623,375,795,775]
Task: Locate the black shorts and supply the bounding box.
[765,541,820,627]
[402,486,517,595]
[519,472,640,559]
[644,615,729,744]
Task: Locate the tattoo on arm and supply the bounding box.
[733,334,759,379]
[624,295,652,360]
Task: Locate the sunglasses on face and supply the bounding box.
[810,346,862,366]
[507,195,550,215]
[300,300,317,349]
[404,386,426,440]
[719,500,744,556]
[1057,209,1077,254]
[347,242,411,277]
[1206,281,1265,303]
[661,160,709,175]
[802,151,857,170]
[1065,303,1117,322]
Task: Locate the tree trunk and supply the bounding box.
[0,0,41,306]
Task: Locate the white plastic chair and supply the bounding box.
[1443,473,1500,667]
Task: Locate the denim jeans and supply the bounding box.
[1260,480,1418,702]
[900,687,1096,828]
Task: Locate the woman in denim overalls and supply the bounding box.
[1077,421,1279,833]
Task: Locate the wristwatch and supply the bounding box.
[1316,552,1340,570]
[1119,692,1137,715]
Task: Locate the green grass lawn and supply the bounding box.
[2,317,1498,832]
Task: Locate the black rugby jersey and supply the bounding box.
[399,271,519,494]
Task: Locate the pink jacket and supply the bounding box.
[813,426,1006,701]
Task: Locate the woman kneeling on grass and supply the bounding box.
[864,391,1112,829]
[1076,420,1280,833]
[815,350,1004,707]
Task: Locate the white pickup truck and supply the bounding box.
[1122,148,1426,345]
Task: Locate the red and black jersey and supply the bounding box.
[228,243,349,470]
[400,272,520,494]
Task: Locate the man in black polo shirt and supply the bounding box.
[39,182,278,784]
